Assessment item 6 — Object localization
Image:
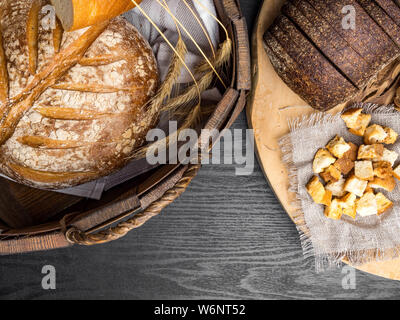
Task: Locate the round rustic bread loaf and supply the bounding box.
[0,0,159,189]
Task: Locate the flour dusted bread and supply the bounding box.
[0,0,159,189]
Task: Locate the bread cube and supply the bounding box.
[334,158,354,175]
[354,161,374,181]
[313,149,336,174]
[358,144,384,160]
[356,192,378,217]
[393,164,400,180]
[373,161,392,179]
[380,148,398,166]
[324,199,343,220]
[344,175,368,197]
[343,142,358,161]
[341,109,371,136]
[375,193,393,216]
[306,176,332,206]
[338,193,357,219]
[341,108,362,128]
[368,176,396,192]
[383,127,398,144]
[326,177,346,197]
[326,136,351,158]
[364,124,387,144]
[320,165,341,183]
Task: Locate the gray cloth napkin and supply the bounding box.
[279,103,400,272]
[0,0,220,199]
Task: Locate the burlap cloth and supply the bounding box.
[279,103,400,272]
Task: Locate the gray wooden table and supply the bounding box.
[1,0,400,300]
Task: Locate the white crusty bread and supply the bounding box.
[326,177,346,197]
[358,144,384,160]
[364,124,387,144]
[324,198,342,220]
[313,149,336,173]
[369,176,396,192]
[344,174,368,197]
[375,192,393,215]
[383,127,398,144]
[356,191,378,217]
[341,109,371,136]
[306,176,332,206]
[0,1,159,189]
[326,135,351,158]
[354,160,374,181]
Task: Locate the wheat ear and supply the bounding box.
[163,38,232,111]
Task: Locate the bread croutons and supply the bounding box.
[325,177,346,197]
[383,127,398,144]
[375,192,393,216]
[354,161,374,181]
[341,108,371,136]
[356,192,378,217]
[320,165,341,183]
[364,124,387,144]
[313,149,336,174]
[368,176,396,192]
[358,144,384,160]
[326,136,351,158]
[344,174,368,197]
[306,176,332,206]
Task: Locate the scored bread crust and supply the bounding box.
[0,0,159,189]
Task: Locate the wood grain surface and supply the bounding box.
[1,0,400,300]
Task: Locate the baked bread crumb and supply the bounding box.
[344,174,368,197]
[378,148,398,166]
[369,176,396,192]
[306,176,332,206]
[375,192,393,215]
[364,124,387,144]
[320,165,341,183]
[358,144,384,160]
[393,164,400,180]
[383,127,398,144]
[341,109,371,136]
[313,149,336,173]
[326,177,346,197]
[324,199,343,220]
[354,161,374,181]
[338,193,357,219]
[326,136,351,158]
[373,161,393,179]
[356,191,378,217]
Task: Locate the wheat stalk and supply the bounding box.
[163,38,232,111]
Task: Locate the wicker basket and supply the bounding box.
[0,0,251,254]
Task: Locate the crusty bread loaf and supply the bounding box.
[50,0,138,31]
[264,0,400,111]
[0,0,159,189]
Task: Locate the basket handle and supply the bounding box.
[65,163,201,245]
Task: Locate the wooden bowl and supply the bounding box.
[247,0,400,281]
[0,0,251,254]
